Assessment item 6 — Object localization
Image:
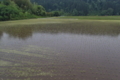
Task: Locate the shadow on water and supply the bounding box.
[0,22,120,39]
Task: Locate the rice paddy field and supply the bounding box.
[0,16,120,80]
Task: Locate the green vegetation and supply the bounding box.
[1,0,120,21]
[0,0,59,21]
[0,49,49,59]
[31,0,120,16]
[0,16,120,27]
[0,45,56,79]
[0,66,54,78]
[0,45,61,65]
[59,16,120,20]
[80,70,86,73]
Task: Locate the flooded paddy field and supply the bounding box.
[0,18,120,80]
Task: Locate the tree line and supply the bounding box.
[1,0,120,21]
[31,0,120,16]
[0,0,60,21]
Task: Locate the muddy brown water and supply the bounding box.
[0,22,120,80]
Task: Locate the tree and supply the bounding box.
[101,8,113,16]
[0,16,3,20]
[106,8,113,15]
[3,0,11,5]
[31,0,120,16]
[31,3,46,16]
[72,9,78,16]
[11,0,32,11]
[0,3,20,20]
[52,11,60,16]
[0,0,48,21]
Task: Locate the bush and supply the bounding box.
[52,11,61,16]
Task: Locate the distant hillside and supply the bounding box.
[31,0,120,16]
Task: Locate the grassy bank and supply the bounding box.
[0,16,120,27]
[0,18,78,27]
[59,16,120,20]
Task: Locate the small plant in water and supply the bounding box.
[80,70,86,73]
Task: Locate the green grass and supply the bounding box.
[0,18,78,27]
[59,16,120,20]
[0,16,120,27]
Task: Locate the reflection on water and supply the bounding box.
[0,29,3,39]
[0,22,120,40]
[0,22,120,80]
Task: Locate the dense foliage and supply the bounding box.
[31,0,120,16]
[1,0,120,21]
[0,0,60,21]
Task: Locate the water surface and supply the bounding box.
[0,22,120,80]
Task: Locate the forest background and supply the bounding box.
[0,0,120,21]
